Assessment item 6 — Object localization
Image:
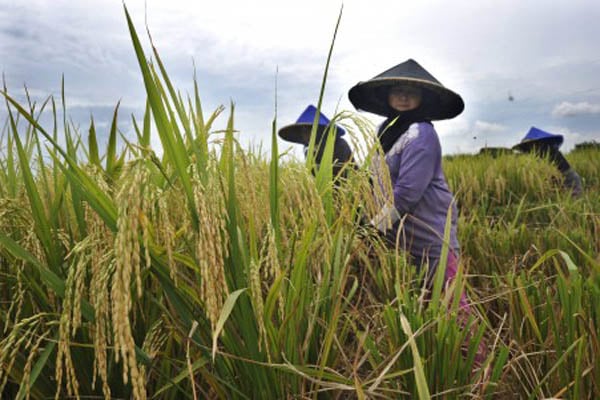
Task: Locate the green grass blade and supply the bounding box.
[4,124,17,197]
[400,313,431,400]
[306,4,343,173]
[430,204,453,313]
[516,276,543,343]
[106,101,120,179]
[153,357,208,398]
[123,4,198,228]
[191,75,209,180]
[212,288,247,360]
[149,38,194,145]
[10,113,61,271]
[15,336,56,400]
[44,150,117,231]
[485,345,509,399]
[269,116,280,244]
[88,116,101,167]
[527,337,581,400]
[315,126,336,224]
[0,232,65,297]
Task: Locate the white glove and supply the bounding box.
[370,203,401,233]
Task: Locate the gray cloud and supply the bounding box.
[552,101,600,117]
[473,121,507,135]
[2,0,600,156]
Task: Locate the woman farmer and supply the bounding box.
[349,58,486,365]
[278,104,354,178]
[513,126,583,197]
[348,59,464,288]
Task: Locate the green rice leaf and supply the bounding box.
[430,204,453,314]
[88,116,101,167]
[123,4,198,228]
[400,313,431,400]
[153,357,209,398]
[269,116,280,244]
[10,115,61,271]
[516,276,543,342]
[150,39,194,145]
[0,232,65,297]
[306,4,342,173]
[106,101,120,179]
[15,336,56,400]
[212,288,247,361]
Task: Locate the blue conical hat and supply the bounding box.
[514,126,564,151]
[278,105,346,145]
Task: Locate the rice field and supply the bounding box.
[1,7,599,400]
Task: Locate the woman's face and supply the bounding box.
[388,85,422,112]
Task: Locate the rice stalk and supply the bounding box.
[191,163,229,332]
[112,162,150,400]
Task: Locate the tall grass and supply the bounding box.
[1,5,599,399]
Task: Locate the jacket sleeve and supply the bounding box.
[393,125,439,213]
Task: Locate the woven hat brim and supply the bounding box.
[348,77,464,119]
[513,136,563,151]
[278,123,345,145]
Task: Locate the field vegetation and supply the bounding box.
[1,6,599,399]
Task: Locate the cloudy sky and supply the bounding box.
[1,0,600,158]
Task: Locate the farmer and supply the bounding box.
[278,104,354,178]
[513,126,583,197]
[348,59,464,290]
[349,59,486,364]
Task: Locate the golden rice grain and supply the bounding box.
[112,162,149,400]
[19,329,48,400]
[192,164,229,331]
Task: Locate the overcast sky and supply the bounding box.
[2,0,600,158]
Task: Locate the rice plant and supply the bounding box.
[1,4,599,400]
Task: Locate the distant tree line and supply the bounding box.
[574,141,600,151]
[473,141,600,158]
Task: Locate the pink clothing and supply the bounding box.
[444,251,470,313]
[443,251,487,367]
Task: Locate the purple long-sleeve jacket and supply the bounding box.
[371,122,459,260]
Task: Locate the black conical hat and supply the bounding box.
[348,59,464,119]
